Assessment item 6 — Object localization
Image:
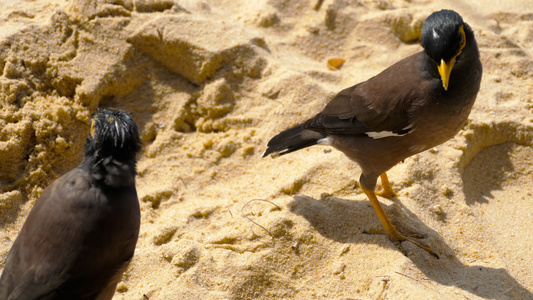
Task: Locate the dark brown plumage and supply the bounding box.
[0,109,142,299]
[263,10,482,257]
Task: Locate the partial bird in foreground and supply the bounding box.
[0,109,142,299]
[263,9,482,257]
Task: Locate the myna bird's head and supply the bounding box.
[87,109,142,163]
[422,9,467,91]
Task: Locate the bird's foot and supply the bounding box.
[375,172,397,199]
[363,229,438,258]
[361,185,438,258]
[390,231,439,259]
[375,187,397,199]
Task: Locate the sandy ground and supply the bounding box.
[1,0,532,299]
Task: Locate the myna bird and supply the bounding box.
[263,9,482,257]
[0,109,142,299]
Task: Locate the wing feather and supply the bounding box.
[304,52,425,136]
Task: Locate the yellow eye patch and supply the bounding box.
[90,119,96,138]
[458,25,466,54]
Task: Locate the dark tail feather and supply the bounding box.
[263,124,325,157]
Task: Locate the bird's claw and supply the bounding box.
[391,234,439,259]
[364,229,439,258]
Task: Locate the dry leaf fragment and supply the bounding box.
[327,58,345,70]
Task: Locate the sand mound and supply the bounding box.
[1,0,532,299]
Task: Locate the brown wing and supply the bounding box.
[306,51,425,136]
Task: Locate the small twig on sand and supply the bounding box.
[241,199,281,246]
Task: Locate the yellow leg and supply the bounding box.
[375,172,397,199]
[361,186,438,258]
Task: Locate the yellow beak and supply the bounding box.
[437,58,456,91]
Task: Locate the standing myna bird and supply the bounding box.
[263,9,482,257]
[0,109,142,299]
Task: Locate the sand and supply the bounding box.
[0,0,532,299]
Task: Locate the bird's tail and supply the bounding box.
[262,124,326,157]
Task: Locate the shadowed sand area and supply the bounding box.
[0,0,532,299]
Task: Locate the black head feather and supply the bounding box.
[86,109,142,163]
[422,10,466,63]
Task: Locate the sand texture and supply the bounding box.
[1,0,532,299]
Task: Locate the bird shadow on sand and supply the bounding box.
[289,194,532,299]
[461,142,515,206]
